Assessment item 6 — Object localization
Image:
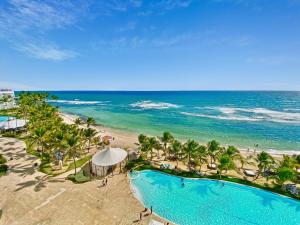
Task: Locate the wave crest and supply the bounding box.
[48,99,106,105]
[183,107,300,124]
[130,100,180,110]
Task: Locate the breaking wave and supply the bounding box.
[182,107,300,124]
[130,100,180,110]
[180,112,259,122]
[48,99,107,105]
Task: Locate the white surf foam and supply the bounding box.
[187,106,300,124]
[48,99,105,105]
[180,112,259,122]
[130,100,180,110]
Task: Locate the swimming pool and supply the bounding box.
[0,116,10,122]
[129,170,300,225]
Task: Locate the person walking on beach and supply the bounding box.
[150,206,153,214]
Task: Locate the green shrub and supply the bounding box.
[0,155,7,164]
[0,164,8,176]
[67,170,90,183]
[125,157,150,170]
[67,155,91,172]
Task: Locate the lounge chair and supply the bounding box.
[207,163,216,170]
[244,169,256,177]
[160,163,174,170]
[149,219,164,225]
[195,171,205,176]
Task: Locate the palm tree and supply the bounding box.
[169,140,182,167]
[183,140,199,170]
[66,134,80,174]
[275,166,296,188]
[217,153,235,178]
[255,151,275,180]
[139,137,151,159]
[159,131,174,160]
[30,127,47,153]
[138,134,147,145]
[50,95,59,108]
[83,128,97,152]
[238,154,254,170]
[86,117,96,127]
[207,140,220,164]
[194,145,207,172]
[74,118,83,126]
[148,137,161,160]
[139,136,160,160]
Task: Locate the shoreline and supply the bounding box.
[60,112,298,157]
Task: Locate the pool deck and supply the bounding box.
[0,137,167,225]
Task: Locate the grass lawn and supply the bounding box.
[67,155,92,172]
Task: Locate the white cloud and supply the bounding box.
[92,31,252,52]
[0,0,91,60]
[0,0,91,35]
[15,43,78,61]
[152,0,192,10]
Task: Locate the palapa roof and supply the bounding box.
[92,147,127,167]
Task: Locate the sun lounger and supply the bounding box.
[207,163,216,169]
[244,169,256,177]
[149,219,164,225]
[160,163,174,170]
[195,171,205,176]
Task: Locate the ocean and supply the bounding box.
[43,91,300,152]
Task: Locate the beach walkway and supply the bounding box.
[0,137,160,225]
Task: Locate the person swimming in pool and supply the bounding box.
[180,177,185,187]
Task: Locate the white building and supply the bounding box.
[0,89,16,109]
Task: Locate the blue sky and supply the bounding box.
[0,0,300,90]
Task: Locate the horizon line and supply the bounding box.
[13,89,300,92]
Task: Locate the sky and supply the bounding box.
[0,0,300,91]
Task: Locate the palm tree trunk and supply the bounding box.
[73,156,77,174]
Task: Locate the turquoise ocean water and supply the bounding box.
[129,170,300,225]
[43,91,300,152]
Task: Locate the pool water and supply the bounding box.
[129,170,300,225]
[0,116,9,122]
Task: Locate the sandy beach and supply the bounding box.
[60,112,298,188]
[60,112,291,159]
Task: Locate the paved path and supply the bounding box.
[0,137,161,225]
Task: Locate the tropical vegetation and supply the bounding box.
[2,92,102,176]
[136,132,300,198]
